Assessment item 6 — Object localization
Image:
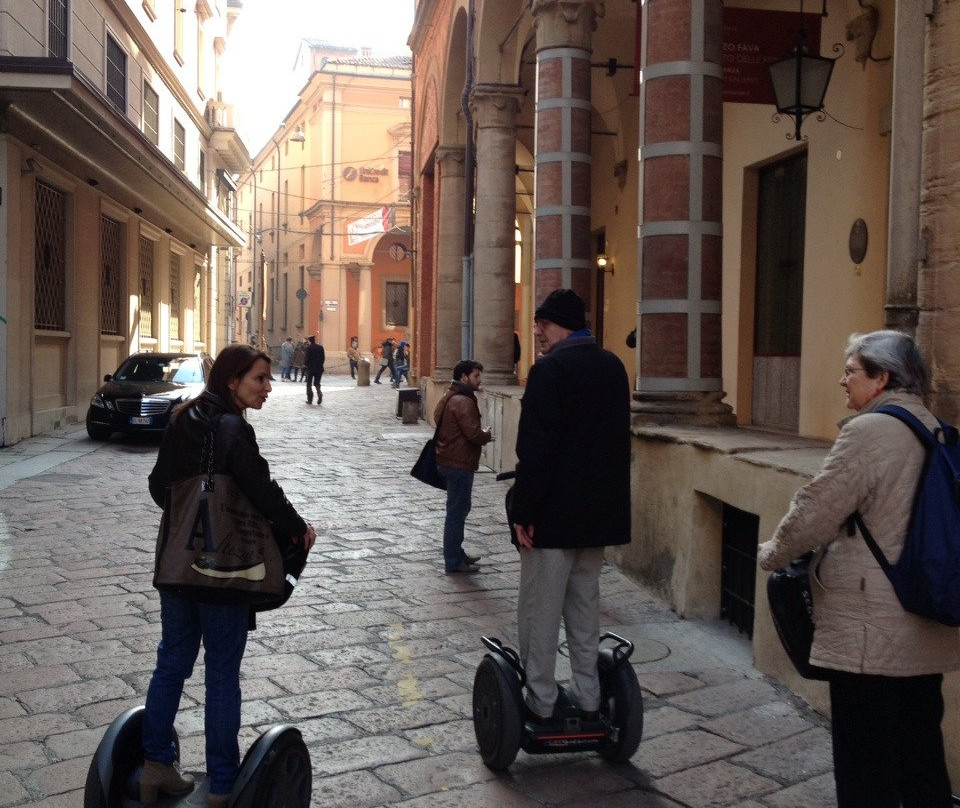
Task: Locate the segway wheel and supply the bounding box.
[472,655,523,771]
[597,650,644,763]
[232,726,311,808]
[84,706,181,808]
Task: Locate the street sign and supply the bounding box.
[295,287,308,301]
[237,291,252,307]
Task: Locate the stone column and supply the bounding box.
[633,0,733,425]
[532,0,598,305]
[918,0,960,423]
[357,263,373,354]
[469,83,525,384]
[434,146,466,375]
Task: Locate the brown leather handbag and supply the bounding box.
[153,417,285,605]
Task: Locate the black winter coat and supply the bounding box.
[149,393,307,544]
[305,342,325,373]
[510,335,631,549]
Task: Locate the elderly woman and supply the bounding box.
[758,330,958,808]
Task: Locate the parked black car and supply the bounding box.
[86,352,213,440]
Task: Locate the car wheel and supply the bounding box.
[86,420,112,441]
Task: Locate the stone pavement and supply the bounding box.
[0,372,837,808]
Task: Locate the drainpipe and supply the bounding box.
[461,0,476,359]
[884,0,928,334]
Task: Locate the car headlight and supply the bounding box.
[90,394,108,410]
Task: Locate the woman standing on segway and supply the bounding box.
[141,344,316,807]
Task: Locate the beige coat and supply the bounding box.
[758,390,960,676]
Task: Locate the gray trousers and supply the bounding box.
[517,546,604,717]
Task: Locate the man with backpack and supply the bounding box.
[758,330,958,808]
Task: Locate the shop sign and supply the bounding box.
[722,7,823,105]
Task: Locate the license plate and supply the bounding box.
[130,416,152,425]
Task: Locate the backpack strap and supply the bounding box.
[848,405,935,577]
[873,404,939,448]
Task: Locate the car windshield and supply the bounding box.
[113,356,204,384]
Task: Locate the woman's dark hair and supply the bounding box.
[845,330,930,398]
[175,344,272,420]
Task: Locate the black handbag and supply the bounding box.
[411,437,445,489]
[410,395,462,490]
[766,553,831,681]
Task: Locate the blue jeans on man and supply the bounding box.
[438,465,474,571]
[142,592,249,795]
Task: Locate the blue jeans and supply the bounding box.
[438,465,474,570]
[143,592,249,795]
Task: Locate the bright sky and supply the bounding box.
[225,0,415,157]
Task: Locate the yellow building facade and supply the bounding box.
[410,0,960,785]
[0,0,249,444]
[234,50,412,368]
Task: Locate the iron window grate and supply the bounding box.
[720,504,758,638]
[100,216,124,335]
[35,181,66,330]
[169,253,181,341]
[139,236,154,338]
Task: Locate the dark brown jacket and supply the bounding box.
[433,381,492,471]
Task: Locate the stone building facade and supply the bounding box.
[0,0,249,445]
[409,0,960,784]
[233,48,413,367]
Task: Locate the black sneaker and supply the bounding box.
[463,554,482,565]
[445,561,480,574]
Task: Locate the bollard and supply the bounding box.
[357,358,371,386]
[401,400,419,424]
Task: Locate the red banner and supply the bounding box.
[722,7,823,105]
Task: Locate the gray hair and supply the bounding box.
[845,330,929,398]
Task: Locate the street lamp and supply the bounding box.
[767,7,836,141]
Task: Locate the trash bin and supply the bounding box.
[396,388,420,418]
[357,358,371,386]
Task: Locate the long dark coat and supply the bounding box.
[510,335,631,549]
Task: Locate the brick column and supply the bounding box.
[469,83,525,384]
[532,0,598,306]
[634,0,733,425]
[434,146,465,375]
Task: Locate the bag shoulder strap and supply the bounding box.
[201,412,225,486]
[849,405,936,575]
[433,392,467,438]
[874,404,938,448]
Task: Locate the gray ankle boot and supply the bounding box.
[139,759,195,804]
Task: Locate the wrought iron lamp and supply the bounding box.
[767,28,836,140]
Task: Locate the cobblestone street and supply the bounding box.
[0,372,837,807]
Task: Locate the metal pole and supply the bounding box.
[275,138,281,348]
[461,0,476,360]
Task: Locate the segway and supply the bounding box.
[84,706,311,808]
[472,632,644,770]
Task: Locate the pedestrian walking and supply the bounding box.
[758,330,959,808]
[391,341,409,388]
[280,336,294,381]
[510,288,631,724]
[434,359,494,573]
[142,344,317,807]
[347,336,361,380]
[374,337,395,384]
[304,335,325,405]
[291,339,306,382]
